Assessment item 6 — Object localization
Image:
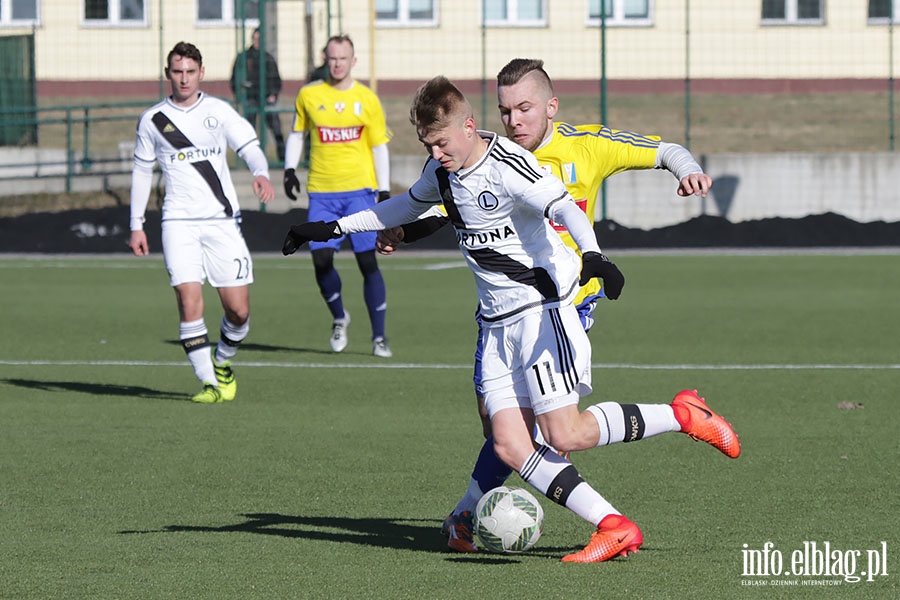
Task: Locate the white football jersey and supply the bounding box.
[134,93,259,221]
[409,132,582,324]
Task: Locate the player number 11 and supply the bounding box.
[531,361,557,395]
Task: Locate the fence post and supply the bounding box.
[599,4,607,221]
[890,8,895,152]
[685,0,692,151]
[65,108,73,193]
[481,2,487,125]
[82,107,93,172]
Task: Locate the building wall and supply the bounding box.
[388,152,900,228]
[3,1,896,84]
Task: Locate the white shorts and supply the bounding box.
[161,219,253,288]
[481,304,593,418]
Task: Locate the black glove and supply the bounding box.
[579,251,625,299]
[282,220,340,256]
[377,190,391,203]
[283,168,300,201]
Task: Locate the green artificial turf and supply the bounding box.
[1,252,897,599]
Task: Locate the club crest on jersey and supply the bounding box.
[354,102,362,116]
[334,102,346,113]
[477,191,500,211]
[204,116,219,130]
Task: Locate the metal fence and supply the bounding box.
[1,1,899,195]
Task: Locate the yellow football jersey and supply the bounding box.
[292,80,391,193]
[534,122,660,302]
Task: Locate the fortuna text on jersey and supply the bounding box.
[456,225,517,248]
[167,146,223,164]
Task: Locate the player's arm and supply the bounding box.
[283,192,431,255]
[129,120,156,257]
[237,141,274,203]
[283,96,307,199]
[372,143,391,202]
[376,205,449,255]
[656,141,712,198]
[282,131,304,199]
[225,106,275,203]
[547,198,625,298]
[129,158,153,256]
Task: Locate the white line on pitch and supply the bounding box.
[1,360,898,370]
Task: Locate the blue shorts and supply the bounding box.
[307,189,377,253]
[472,295,601,397]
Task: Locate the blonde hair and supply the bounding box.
[497,58,554,95]
[409,76,472,134]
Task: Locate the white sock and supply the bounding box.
[180,319,215,385]
[215,316,249,363]
[586,402,680,446]
[452,478,485,516]
[519,446,618,527]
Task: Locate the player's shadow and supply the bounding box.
[164,340,338,356]
[119,512,576,561]
[1,378,186,401]
[121,512,449,554]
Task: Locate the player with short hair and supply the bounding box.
[129,41,274,403]
[282,34,393,358]
[282,76,739,562]
[377,61,739,559]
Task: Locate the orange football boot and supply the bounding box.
[562,514,643,563]
[444,511,477,553]
[671,389,741,458]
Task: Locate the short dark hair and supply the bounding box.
[410,76,471,133]
[167,41,203,68]
[497,58,553,93]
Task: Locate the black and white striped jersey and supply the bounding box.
[133,93,260,221]
[409,132,582,325]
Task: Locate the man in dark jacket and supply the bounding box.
[231,28,286,161]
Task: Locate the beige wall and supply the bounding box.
[7,0,899,83]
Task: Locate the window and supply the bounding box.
[868,0,898,22]
[483,0,546,27]
[1,0,39,25]
[83,0,145,24]
[197,0,258,25]
[761,0,824,24]
[587,0,652,26]
[376,0,438,26]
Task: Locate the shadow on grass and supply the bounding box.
[121,513,446,553]
[119,512,581,560]
[1,378,186,401]
[165,340,338,356]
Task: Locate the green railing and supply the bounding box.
[0,100,292,194]
[0,101,148,193]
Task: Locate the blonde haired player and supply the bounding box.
[282,34,393,357]
[283,76,739,563]
[378,61,739,560]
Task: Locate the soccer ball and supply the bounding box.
[474,486,544,553]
